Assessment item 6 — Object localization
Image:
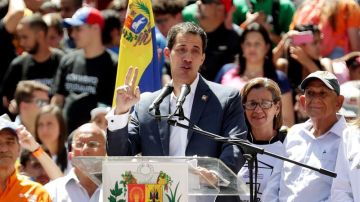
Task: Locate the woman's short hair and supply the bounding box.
[241,77,283,130]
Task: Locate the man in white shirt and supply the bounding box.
[331,119,360,202]
[106,22,247,202]
[262,71,347,202]
[45,123,106,202]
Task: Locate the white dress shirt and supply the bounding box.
[44,168,101,202]
[106,74,200,156]
[331,125,360,202]
[262,115,347,202]
[168,75,198,156]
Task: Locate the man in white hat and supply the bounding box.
[262,71,347,202]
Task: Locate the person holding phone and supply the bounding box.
[274,24,333,77]
[273,24,333,123]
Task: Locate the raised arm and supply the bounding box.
[16,126,63,180]
[106,67,141,156]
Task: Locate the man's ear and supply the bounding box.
[299,95,306,109]
[164,47,170,59]
[335,95,345,111]
[201,53,205,63]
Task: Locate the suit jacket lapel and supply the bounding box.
[187,77,210,142]
[158,95,170,155]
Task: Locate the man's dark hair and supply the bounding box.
[167,22,207,52]
[19,13,48,35]
[101,9,121,45]
[152,0,186,15]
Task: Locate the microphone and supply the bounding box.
[149,83,174,111]
[176,84,191,108]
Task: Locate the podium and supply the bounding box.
[73,156,249,201]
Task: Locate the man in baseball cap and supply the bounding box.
[51,6,118,133]
[0,115,52,201]
[263,71,346,201]
[63,7,104,29]
[300,70,340,95]
[0,114,18,138]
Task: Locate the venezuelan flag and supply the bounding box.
[113,0,161,105]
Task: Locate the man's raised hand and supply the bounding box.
[114,67,141,115]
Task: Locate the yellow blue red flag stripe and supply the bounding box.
[113,0,161,106]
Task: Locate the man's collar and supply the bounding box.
[328,114,347,137]
[64,168,80,185]
[171,73,200,99]
[305,114,347,137]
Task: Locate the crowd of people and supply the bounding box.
[0,0,359,201]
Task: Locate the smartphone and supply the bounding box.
[291,31,314,45]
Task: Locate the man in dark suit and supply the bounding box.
[106,22,247,200]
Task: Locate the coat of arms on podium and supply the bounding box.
[104,162,188,202]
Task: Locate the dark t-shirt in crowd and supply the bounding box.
[1,48,64,100]
[200,23,240,81]
[0,20,17,115]
[52,49,118,132]
[53,49,118,105]
[0,20,17,84]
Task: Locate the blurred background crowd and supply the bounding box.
[0,0,359,200]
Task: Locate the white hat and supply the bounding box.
[0,114,19,136]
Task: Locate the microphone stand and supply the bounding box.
[154,107,161,121]
[167,110,337,202]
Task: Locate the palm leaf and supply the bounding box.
[134,0,150,18]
